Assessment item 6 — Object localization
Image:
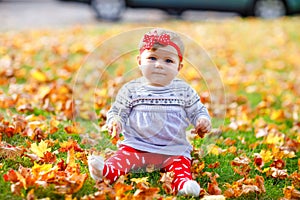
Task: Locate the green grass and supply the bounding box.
[1,18,300,199]
[0,97,298,200]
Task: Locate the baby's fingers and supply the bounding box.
[198,118,212,133]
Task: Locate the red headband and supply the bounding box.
[139,32,183,62]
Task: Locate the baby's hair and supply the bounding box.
[138,28,185,57]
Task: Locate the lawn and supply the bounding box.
[0,17,299,200]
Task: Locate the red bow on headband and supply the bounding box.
[140,32,183,61]
[143,33,171,49]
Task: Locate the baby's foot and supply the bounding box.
[178,180,200,197]
[88,155,104,181]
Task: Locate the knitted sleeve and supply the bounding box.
[106,83,132,127]
[184,86,210,126]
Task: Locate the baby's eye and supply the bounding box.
[165,59,174,63]
[148,56,157,61]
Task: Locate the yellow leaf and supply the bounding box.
[30,140,51,157]
[37,85,51,99]
[270,110,285,121]
[130,177,149,185]
[202,195,226,200]
[111,121,117,138]
[67,148,76,167]
[30,69,48,82]
[208,144,224,156]
[265,132,284,146]
[260,150,273,163]
[31,162,53,177]
[15,170,27,189]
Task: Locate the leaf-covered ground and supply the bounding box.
[0,18,299,200]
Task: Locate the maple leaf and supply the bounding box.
[59,138,83,152]
[30,69,48,83]
[227,146,237,155]
[253,153,264,170]
[191,159,205,178]
[290,171,300,188]
[270,159,285,170]
[3,169,19,182]
[272,169,288,179]
[133,183,160,200]
[204,172,222,195]
[57,159,67,171]
[270,109,285,121]
[201,195,226,200]
[41,151,57,163]
[31,162,53,177]
[231,156,251,177]
[114,182,133,199]
[259,149,273,163]
[265,167,288,179]
[64,122,84,134]
[282,185,300,200]
[66,148,77,168]
[131,177,150,185]
[208,161,220,169]
[224,175,266,198]
[223,138,236,146]
[160,172,174,194]
[255,175,266,193]
[30,140,51,158]
[93,180,116,199]
[207,144,226,156]
[0,142,25,159]
[264,132,285,146]
[26,189,35,200]
[241,185,260,194]
[55,173,88,194]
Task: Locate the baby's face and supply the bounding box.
[137,45,183,87]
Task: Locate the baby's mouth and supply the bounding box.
[152,71,166,75]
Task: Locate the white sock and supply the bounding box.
[88,155,104,181]
[178,180,200,197]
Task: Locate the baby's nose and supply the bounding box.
[154,60,164,68]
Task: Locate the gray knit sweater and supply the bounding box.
[106,77,210,159]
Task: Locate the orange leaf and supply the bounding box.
[160,172,174,194]
[59,139,83,152]
[3,169,18,182]
[64,122,84,134]
[208,161,220,169]
[290,172,300,189]
[283,186,300,199]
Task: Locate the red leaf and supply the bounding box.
[3,169,18,182]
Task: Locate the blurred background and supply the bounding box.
[2,0,299,31]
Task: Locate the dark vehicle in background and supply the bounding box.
[61,0,300,21]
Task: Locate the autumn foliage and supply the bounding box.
[0,18,299,199]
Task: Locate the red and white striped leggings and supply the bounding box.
[102,145,192,193]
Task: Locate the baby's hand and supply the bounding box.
[193,118,212,138]
[108,121,122,138]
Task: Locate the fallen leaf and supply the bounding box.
[160,172,174,194]
[30,140,51,158]
[130,177,149,185]
[283,185,300,200]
